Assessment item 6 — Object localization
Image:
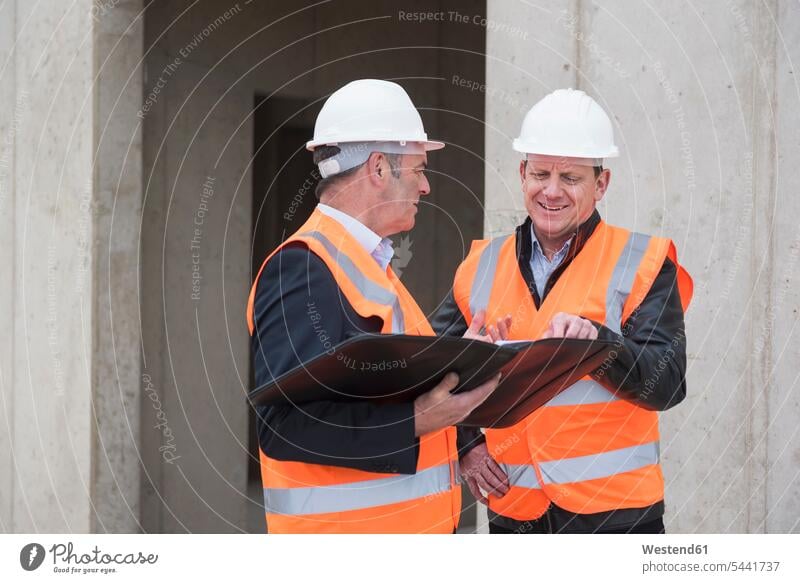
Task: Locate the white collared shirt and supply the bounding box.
[317,204,395,270]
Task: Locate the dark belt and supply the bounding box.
[488,501,665,534]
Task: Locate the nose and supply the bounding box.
[419,173,431,196]
[541,177,559,198]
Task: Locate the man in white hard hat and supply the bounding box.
[247,79,504,533]
[433,88,693,533]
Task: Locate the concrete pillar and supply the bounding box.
[764,0,800,533]
[92,0,145,533]
[141,2,254,532]
[485,0,576,238]
[0,0,17,533]
[0,0,143,533]
[484,0,800,532]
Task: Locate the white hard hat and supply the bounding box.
[513,88,619,159]
[306,79,444,152]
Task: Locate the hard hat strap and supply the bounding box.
[318,141,426,178]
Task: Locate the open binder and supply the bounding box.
[248,335,618,428]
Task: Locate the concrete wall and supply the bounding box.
[0,0,17,534]
[0,0,143,532]
[6,0,793,535]
[92,0,145,533]
[485,0,800,532]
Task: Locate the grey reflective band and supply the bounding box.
[263,463,452,516]
[501,441,659,490]
[499,463,542,490]
[605,232,651,334]
[469,236,508,316]
[544,380,620,407]
[537,441,660,485]
[317,141,427,178]
[301,230,405,333]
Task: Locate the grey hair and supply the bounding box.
[313,147,402,198]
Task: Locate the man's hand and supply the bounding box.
[541,312,598,340]
[460,442,509,504]
[464,309,513,343]
[413,372,501,437]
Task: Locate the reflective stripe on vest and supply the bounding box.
[465,231,659,492]
[264,463,452,516]
[605,232,651,334]
[469,231,652,331]
[300,230,405,333]
[501,441,659,490]
[538,441,660,485]
[469,236,507,317]
[499,463,542,490]
[544,379,619,407]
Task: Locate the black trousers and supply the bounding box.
[489,516,665,534]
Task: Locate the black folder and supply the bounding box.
[248,335,618,428]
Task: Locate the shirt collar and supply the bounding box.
[518,209,602,263]
[317,204,395,270]
[530,224,572,261]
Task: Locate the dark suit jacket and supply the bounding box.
[251,243,419,475]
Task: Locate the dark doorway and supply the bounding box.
[251,95,319,272]
[142,0,487,534]
[247,0,487,533]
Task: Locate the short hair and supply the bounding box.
[313,146,402,198]
[313,146,359,199]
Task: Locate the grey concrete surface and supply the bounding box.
[484,0,800,533]
[2,0,798,534]
[0,0,16,534]
[5,0,98,532]
[0,0,143,533]
[3,0,94,532]
[91,0,144,533]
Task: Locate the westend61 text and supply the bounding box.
[642,544,708,555]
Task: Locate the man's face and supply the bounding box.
[379,153,430,235]
[520,155,609,247]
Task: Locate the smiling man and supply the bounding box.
[433,88,693,534]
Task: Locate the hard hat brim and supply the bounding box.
[512,139,619,159]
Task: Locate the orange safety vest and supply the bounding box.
[452,220,692,521]
[246,208,461,533]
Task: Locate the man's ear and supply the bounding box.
[594,168,611,202]
[519,159,527,188]
[367,152,387,188]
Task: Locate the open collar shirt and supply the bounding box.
[317,203,395,270]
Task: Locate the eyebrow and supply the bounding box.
[530,167,579,174]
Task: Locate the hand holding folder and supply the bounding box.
[248,334,618,428]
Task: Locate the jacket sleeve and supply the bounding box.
[430,290,486,457]
[430,289,470,338]
[252,245,419,475]
[590,257,688,411]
